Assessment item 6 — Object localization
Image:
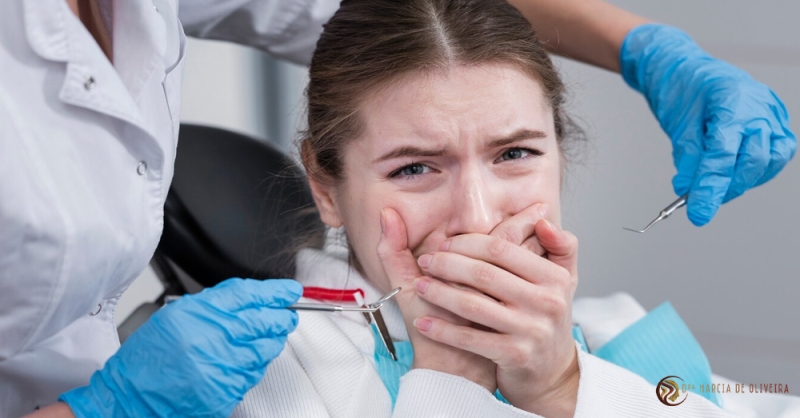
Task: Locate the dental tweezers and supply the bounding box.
[288,288,402,361]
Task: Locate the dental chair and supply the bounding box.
[117,124,326,342]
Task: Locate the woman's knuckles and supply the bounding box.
[457,295,484,318]
[521,237,546,257]
[494,227,525,247]
[543,229,578,259]
[473,262,498,288]
[375,238,393,261]
[549,267,574,291]
[544,297,569,322]
[453,327,477,348]
[487,236,511,260]
[507,341,534,367]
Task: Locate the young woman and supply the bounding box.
[230,0,793,417]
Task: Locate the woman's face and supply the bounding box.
[311,63,562,292]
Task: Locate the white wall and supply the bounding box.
[119,1,800,390]
[179,38,269,139]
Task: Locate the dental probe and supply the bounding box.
[287,287,401,312]
[624,193,688,234]
[286,303,381,312]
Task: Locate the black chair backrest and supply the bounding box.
[155,124,325,289]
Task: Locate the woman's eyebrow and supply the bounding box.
[486,129,547,148]
[373,129,545,163]
[374,146,448,163]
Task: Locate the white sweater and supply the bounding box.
[231,248,797,417]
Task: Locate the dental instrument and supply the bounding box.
[624,193,688,233]
[289,288,402,360]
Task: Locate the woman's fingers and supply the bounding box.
[414,276,516,333]
[413,316,517,367]
[534,219,579,280]
[379,211,499,391]
[418,249,537,303]
[521,235,546,257]
[376,208,422,291]
[489,202,548,256]
[428,234,564,288]
[376,208,463,324]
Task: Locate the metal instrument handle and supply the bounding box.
[287,303,341,312]
[288,303,383,313]
[662,193,689,218]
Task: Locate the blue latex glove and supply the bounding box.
[620,23,796,226]
[60,278,302,418]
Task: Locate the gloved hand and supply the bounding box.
[620,23,796,226]
[59,278,302,418]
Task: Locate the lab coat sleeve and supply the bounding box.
[573,349,737,417]
[177,0,341,65]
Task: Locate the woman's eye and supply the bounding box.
[391,163,431,178]
[496,147,542,162]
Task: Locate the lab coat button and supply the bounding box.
[83,76,96,91]
[137,161,147,175]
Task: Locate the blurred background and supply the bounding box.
[118,0,800,389]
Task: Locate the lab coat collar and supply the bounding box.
[112,0,168,102]
[22,0,166,134]
[23,0,69,62]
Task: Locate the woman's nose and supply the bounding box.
[445,172,504,236]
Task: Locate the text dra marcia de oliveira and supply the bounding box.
[686,383,790,395]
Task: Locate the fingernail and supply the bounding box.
[413,318,432,332]
[417,254,432,268]
[439,239,451,251]
[414,277,429,294]
[380,209,386,234]
[538,203,549,218]
[544,218,561,231]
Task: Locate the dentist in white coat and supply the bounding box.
[0,1,335,416]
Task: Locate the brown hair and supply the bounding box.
[300,0,577,185]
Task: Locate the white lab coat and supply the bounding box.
[0,0,339,416]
